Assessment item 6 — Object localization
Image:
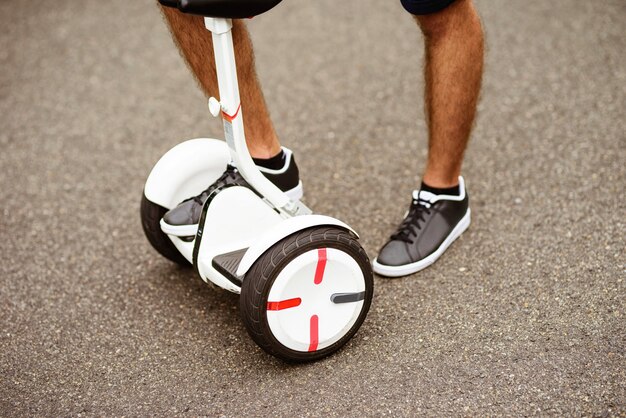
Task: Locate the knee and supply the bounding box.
[409,0,482,41]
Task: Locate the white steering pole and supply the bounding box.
[204,17,310,217]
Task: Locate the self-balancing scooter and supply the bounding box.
[141,0,373,362]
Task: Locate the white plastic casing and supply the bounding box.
[194,186,284,292]
[144,138,230,209]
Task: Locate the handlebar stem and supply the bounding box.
[205,17,308,215]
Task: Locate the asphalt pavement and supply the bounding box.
[1,0,624,416]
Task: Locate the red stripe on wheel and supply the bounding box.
[266,297,302,311]
[308,315,319,352]
[314,248,327,285]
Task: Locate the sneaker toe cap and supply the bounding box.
[376,240,412,267]
[162,200,197,226]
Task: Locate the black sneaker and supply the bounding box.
[160,147,302,237]
[372,177,470,277]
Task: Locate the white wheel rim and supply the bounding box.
[266,248,366,353]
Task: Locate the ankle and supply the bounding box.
[246,135,281,159]
[421,170,460,189]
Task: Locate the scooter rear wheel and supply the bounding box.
[140,193,190,266]
[240,226,373,362]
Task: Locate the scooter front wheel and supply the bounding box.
[240,226,373,362]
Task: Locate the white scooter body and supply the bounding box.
[144,138,356,293]
[142,10,372,362]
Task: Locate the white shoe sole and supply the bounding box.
[372,209,471,278]
[160,181,304,237]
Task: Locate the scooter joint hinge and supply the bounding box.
[282,200,312,217]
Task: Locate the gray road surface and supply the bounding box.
[1,0,625,416]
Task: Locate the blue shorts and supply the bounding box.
[401,0,457,15]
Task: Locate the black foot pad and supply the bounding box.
[212,248,248,286]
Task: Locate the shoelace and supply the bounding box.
[390,197,433,244]
[185,164,240,205]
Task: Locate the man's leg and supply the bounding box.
[161,7,280,158]
[373,0,483,277]
[159,8,302,236]
[416,0,484,188]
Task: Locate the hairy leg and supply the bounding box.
[415,0,484,188]
[160,7,281,158]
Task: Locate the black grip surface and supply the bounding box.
[158,0,179,8]
[177,0,282,18]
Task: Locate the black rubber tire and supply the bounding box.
[239,226,373,362]
[140,193,191,267]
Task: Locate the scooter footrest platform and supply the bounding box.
[212,248,248,286]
